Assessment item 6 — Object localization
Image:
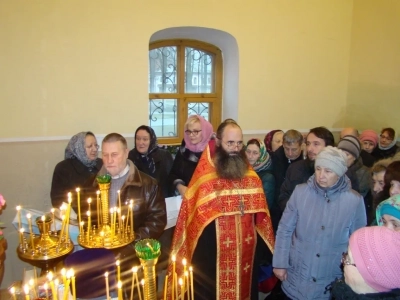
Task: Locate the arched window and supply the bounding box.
[149,39,222,145]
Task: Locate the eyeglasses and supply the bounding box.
[341,252,356,268]
[185,130,202,136]
[380,134,393,141]
[223,140,244,149]
[86,144,100,150]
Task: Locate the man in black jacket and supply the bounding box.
[278,127,335,212]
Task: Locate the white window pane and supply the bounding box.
[185,47,214,93]
[149,99,178,137]
[188,103,209,121]
[149,47,177,93]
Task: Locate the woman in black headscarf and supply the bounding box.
[128,125,173,198]
[51,131,102,213]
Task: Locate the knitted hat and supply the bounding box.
[338,135,361,159]
[360,130,379,148]
[315,146,348,177]
[349,226,400,292]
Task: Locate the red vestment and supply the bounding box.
[167,142,275,300]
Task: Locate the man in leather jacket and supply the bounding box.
[96,133,167,291]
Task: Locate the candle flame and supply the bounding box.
[43,283,48,289]
[189,266,193,272]
[10,286,15,294]
[68,192,72,198]
[116,260,120,266]
[141,279,145,286]
[132,266,138,273]
[51,208,55,213]
[118,281,122,289]
[178,278,183,285]
[87,198,92,204]
[24,284,29,295]
[182,258,187,266]
[76,188,80,192]
[20,228,24,233]
[96,190,100,195]
[172,255,176,262]
[26,213,31,219]
[16,205,21,211]
[87,211,91,216]
[104,272,109,277]
[47,272,53,281]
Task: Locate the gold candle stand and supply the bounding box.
[78,176,135,249]
[17,215,74,275]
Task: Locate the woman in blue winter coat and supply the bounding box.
[273,146,367,300]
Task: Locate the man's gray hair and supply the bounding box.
[283,129,303,145]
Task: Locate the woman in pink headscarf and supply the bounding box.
[168,115,214,196]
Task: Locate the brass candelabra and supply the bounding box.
[77,175,135,249]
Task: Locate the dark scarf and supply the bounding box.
[134,125,158,176]
[329,278,400,300]
[179,139,202,163]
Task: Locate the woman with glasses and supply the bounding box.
[330,226,400,299]
[372,127,399,160]
[168,115,214,196]
[273,147,366,299]
[51,131,102,213]
[128,125,173,198]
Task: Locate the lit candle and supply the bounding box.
[113,207,117,236]
[104,272,110,300]
[48,272,58,300]
[171,255,176,300]
[26,213,35,251]
[163,274,168,300]
[79,221,84,236]
[117,190,121,214]
[16,205,22,230]
[96,191,101,226]
[117,207,121,234]
[121,215,125,235]
[87,211,91,241]
[182,258,187,293]
[24,284,30,300]
[179,278,184,299]
[184,271,190,299]
[44,282,49,300]
[141,279,145,299]
[10,286,17,300]
[116,260,121,282]
[61,268,67,288]
[76,188,81,231]
[130,267,137,300]
[65,197,72,240]
[125,206,130,233]
[117,281,123,300]
[129,200,134,237]
[135,268,143,300]
[71,269,76,300]
[54,279,60,300]
[51,208,56,232]
[87,198,92,215]
[63,270,71,300]
[58,215,66,245]
[110,208,114,237]
[189,266,194,300]
[19,227,24,246]
[29,278,37,299]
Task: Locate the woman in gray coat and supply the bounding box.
[273,146,367,299]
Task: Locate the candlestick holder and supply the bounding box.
[17,215,74,275]
[78,175,135,249]
[135,239,161,300]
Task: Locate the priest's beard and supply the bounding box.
[214,145,249,179]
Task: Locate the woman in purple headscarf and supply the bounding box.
[264,130,284,154]
[168,115,214,196]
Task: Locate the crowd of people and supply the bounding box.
[49,120,400,299]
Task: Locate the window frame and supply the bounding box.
[149,39,222,145]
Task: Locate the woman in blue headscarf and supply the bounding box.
[51,131,102,213]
